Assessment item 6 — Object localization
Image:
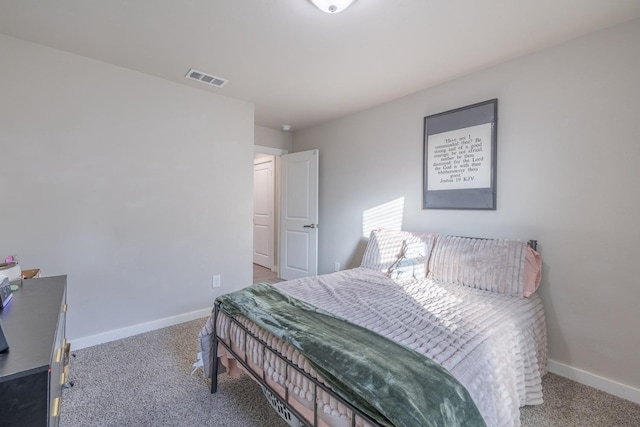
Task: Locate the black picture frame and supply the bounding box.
[423,99,498,210]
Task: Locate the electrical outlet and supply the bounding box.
[212,275,221,288]
[334,262,340,272]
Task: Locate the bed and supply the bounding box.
[199,230,548,427]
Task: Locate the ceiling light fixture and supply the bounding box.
[309,0,357,14]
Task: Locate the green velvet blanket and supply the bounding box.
[216,283,485,427]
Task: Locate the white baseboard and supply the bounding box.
[69,308,212,350]
[548,359,640,404]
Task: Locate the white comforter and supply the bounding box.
[203,267,547,427]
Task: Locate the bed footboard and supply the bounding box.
[209,301,382,427]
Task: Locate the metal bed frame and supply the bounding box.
[209,239,539,427]
[210,301,383,427]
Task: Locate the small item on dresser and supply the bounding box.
[0,261,22,285]
[21,268,41,280]
[0,275,13,309]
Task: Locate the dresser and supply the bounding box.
[0,275,68,427]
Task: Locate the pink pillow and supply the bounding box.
[523,247,542,297]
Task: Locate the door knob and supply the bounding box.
[303,224,317,229]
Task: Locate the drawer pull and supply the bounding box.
[64,342,71,365]
[51,397,61,417]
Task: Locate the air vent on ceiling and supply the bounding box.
[185,68,228,88]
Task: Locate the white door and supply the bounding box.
[253,156,274,268]
[280,150,319,280]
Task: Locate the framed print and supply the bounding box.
[423,99,497,210]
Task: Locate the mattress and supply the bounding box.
[200,267,547,427]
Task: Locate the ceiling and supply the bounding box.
[1,1,640,131]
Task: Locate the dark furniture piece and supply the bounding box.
[0,275,68,427]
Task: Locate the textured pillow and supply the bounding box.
[428,235,538,298]
[361,229,435,277]
[388,238,428,280]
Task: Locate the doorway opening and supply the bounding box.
[253,145,287,284]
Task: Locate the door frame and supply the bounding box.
[254,145,288,274]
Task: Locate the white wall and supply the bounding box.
[0,35,255,345]
[293,20,640,399]
[255,125,293,152]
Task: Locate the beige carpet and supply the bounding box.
[61,318,640,426]
[253,263,281,285]
[520,373,640,426]
[60,319,287,427]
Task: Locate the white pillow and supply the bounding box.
[361,229,435,278]
[388,238,428,280]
